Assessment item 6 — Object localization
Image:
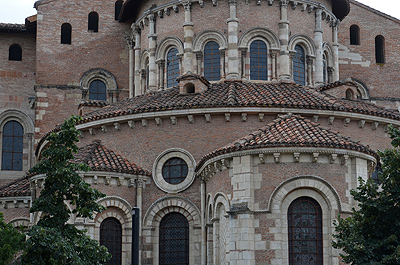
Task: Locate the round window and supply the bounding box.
[162,158,188,184]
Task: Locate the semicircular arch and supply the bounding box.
[238,27,280,49]
[156,36,184,60]
[193,30,227,52]
[289,34,316,56]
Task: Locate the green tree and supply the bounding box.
[21,115,111,265]
[0,212,25,265]
[333,126,400,264]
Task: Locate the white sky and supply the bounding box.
[0,0,399,24]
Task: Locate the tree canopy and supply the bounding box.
[333,126,400,264]
[0,212,25,265]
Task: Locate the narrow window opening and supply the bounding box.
[100,217,122,265]
[115,0,123,20]
[9,44,22,61]
[61,23,72,44]
[184,83,195,94]
[346,89,354,99]
[166,48,179,88]
[375,35,385,64]
[89,80,107,101]
[250,40,268,80]
[204,41,220,81]
[293,45,306,86]
[350,25,360,45]
[88,12,99,32]
[2,121,23,171]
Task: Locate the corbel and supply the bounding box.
[157,10,164,18]
[312,115,319,123]
[358,120,365,128]
[301,2,307,11]
[142,119,148,127]
[164,7,170,16]
[170,116,177,125]
[273,153,281,163]
[341,155,349,165]
[205,114,211,123]
[258,113,264,122]
[293,152,300,163]
[173,5,179,12]
[225,113,231,122]
[188,115,194,124]
[312,152,319,163]
[372,122,379,130]
[155,117,162,126]
[344,118,350,127]
[307,5,314,13]
[221,159,229,169]
[0,201,7,209]
[267,0,274,5]
[212,0,217,6]
[93,175,98,185]
[241,113,247,122]
[101,125,107,133]
[330,153,337,164]
[257,0,261,5]
[291,1,297,9]
[214,161,222,172]
[89,128,96,135]
[199,0,204,7]
[114,123,121,130]
[14,200,18,208]
[105,176,111,185]
[328,116,335,125]
[128,120,135,129]
[24,199,29,208]
[384,124,391,133]
[117,177,124,186]
[259,153,265,164]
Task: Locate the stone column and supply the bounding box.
[157,59,165,89]
[239,47,247,79]
[226,0,240,79]
[307,55,315,86]
[314,7,324,85]
[183,0,195,74]
[270,49,279,81]
[220,49,226,79]
[148,14,158,91]
[135,179,144,265]
[278,0,291,81]
[332,23,340,81]
[212,218,220,265]
[195,51,203,74]
[27,133,33,169]
[140,70,147,93]
[201,180,207,265]
[126,36,135,98]
[134,28,142,96]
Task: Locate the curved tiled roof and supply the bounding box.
[78,82,400,124]
[78,100,110,108]
[196,114,377,170]
[74,140,151,176]
[0,178,30,197]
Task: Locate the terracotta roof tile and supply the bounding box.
[0,178,30,197]
[0,23,26,32]
[74,140,151,176]
[196,114,377,170]
[78,100,110,108]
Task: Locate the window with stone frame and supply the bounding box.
[89,80,107,101]
[204,41,220,81]
[115,0,123,20]
[159,212,189,265]
[61,23,72,44]
[288,197,323,265]
[162,157,188,184]
[249,40,268,81]
[2,121,23,171]
[166,48,179,88]
[9,44,22,61]
[375,35,385,64]
[100,217,122,265]
[350,25,360,45]
[88,12,99,32]
[293,45,306,86]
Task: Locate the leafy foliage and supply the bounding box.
[21,115,111,265]
[0,212,25,265]
[333,126,400,264]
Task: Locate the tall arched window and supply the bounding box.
[100,217,122,265]
[88,12,99,32]
[115,0,123,20]
[2,121,23,171]
[375,35,385,64]
[89,80,107,100]
[250,40,268,80]
[9,44,22,61]
[159,212,189,265]
[167,48,179,88]
[293,45,306,86]
[288,197,323,265]
[350,25,360,45]
[61,23,72,44]
[323,54,327,84]
[204,41,220,81]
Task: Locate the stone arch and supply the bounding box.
[206,193,213,222]
[140,49,150,70]
[193,30,227,52]
[350,78,370,99]
[95,196,133,226]
[238,27,280,49]
[156,36,184,60]
[80,68,117,91]
[212,192,230,219]
[0,109,34,134]
[8,217,30,228]
[288,34,316,56]
[322,42,334,65]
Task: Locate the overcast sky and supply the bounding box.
[0,0,399,23]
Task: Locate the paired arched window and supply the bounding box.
[100,217,122,265]
[2,121,23,171]
[61,23,72,44]
[9,44,22,61]
[350,25,360,45]
[159,212,189,265]
[249,40,268,81]
[288,197,323,265]
[115,0,123,20]
[293,45,306,86]
[88,12,99,32]
[89,80,107,100]
[166,48,179,88]
[204,41,220,81]
[375,35,385,64]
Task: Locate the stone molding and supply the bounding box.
[193,29,228,52]
[238,27,280,50]
[288,33,317,56]
[156,36,184,61]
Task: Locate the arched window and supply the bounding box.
[375,35,385,64]
[293,45,306,86]
[61,23,72,44]
[88,12,99,32]
[100,217,122,265]
[89,80,107,100]
[250,40,268,81]
[288,197,323,265]
[9,44,22,61]
[115,0,123,20]
[166,48,179,88]
[159,212,189,265]
[346,89,354,99]
[2,121,23,171]
[350,25,360,45]
[204,41,220,81]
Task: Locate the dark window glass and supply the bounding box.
[288,197,323,265]
[89,80,107,100]
[350,25,360,45]
[159,213,189,265]
[346,89,354,99]
[204,41,220,81]
[100,217,122,265]
[323,54,327,84]
[371,164,382,184]
[162,158,188,184]
[115,0,123,20]
[9,44,22,61]
[61,23,72,44]
[293,45,306,86]
[167,48,179,88]
[88,12,99,32]
[2,121,23,171]
[375,35,385,64]
[250,40,268,80]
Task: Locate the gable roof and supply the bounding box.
[196,114,377,169]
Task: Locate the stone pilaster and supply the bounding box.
[148,14,158,91]
[239,47,247,79]
[270,49,279,81]
[126,36,135,98]
[278,0,291,81]
[157,59,165,89]
[195,51,203,74]
[220,49,226,79]
[332,23,340,81]
[226,0,240,79]
[307,55,315,86]
[183,0,195,73]
[133,28,142,96]
[314,7,324,85]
